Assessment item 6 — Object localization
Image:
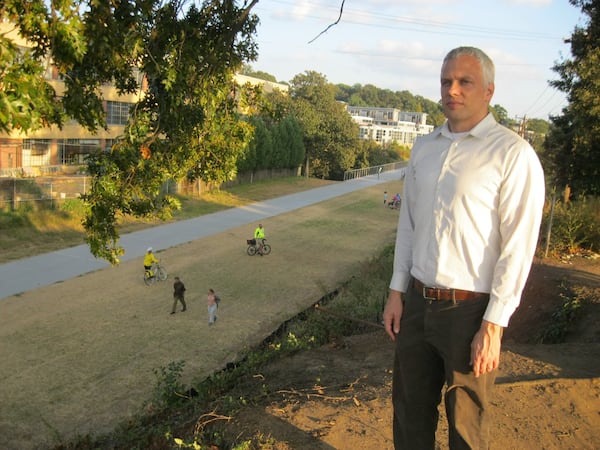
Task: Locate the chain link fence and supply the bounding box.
[0,169,296,210]
[0,176,92,210]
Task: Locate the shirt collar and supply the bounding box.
[436,113,497,140]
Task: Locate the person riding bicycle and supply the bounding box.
[254,223,265,255]
[144,247,159,278]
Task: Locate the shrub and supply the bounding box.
[541,195,600,255]
[537,290,583,344]
[146,360,187,412]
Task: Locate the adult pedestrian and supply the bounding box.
[143,247,159,278]
[171,276,186,314]
[254,223,265,255]
[382,46,545,449]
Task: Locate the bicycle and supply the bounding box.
[143,262,168,285]
[246,238,271,256]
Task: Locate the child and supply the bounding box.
[207,288,218,325]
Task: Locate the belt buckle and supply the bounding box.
[422,286,437,301]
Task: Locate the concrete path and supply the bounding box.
[0,170,404,300]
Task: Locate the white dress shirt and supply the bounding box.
[389,113,545,327]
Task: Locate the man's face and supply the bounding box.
[440,55,494,132]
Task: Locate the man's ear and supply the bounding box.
[485,82,495,103]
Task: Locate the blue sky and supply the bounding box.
[251,0,584,120]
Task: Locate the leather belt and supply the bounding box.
[413,278,488,302]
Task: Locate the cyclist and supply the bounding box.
[254,224,265,255]
[144,247,159,278]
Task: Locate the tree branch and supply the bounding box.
[308,0,345,44]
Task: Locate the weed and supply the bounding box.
[542,195,600,255]
[537,289,583,344]
[146,360,187,412]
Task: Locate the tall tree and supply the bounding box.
[290,71,359,180]
[545,0,600,196]
[1,1,260,264]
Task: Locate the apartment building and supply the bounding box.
[346,106,434,146]
[0,21,288,175]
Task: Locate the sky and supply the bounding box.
[251,0,585,120]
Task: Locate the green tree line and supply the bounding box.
[236,115,305,173]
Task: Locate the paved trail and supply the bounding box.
[0,171,402,300]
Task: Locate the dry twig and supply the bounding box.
[308,0,346,43]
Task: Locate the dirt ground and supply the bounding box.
[1,180,600,450]
[219,255,600,450]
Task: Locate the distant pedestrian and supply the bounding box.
[143,247,159,278]
[207,288,218,325]
[378,166,382,179]
[384,191,388,206]
[254,223,265,255]
[171,276,186,314]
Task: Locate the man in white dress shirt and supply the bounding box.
[383,46,545,449]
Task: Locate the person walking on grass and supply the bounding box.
[207,288,218,325]
[383,46,545,449]
[170,276,186,314]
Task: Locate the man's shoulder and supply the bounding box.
[487,122,536,157]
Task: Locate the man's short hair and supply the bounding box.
[443,46,495,87]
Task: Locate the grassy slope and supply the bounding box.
[0,177,335,264]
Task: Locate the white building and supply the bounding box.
[346,106,434,146]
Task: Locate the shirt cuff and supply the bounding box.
[389,272,411,293]
[483,298,515,328]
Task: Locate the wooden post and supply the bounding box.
[544,194,556,258]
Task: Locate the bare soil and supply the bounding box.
[219,255,600,450]
[1,180,599,450]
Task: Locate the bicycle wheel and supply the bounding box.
[247,245,257,256]
[156,266,168,281]
[262,244,272,255]
[143,271,155,286]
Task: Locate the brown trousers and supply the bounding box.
[392,284,496,449]
[171,295,186,313]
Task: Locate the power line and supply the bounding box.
[262,0,566,42]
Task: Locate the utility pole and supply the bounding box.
[515,115,527,138]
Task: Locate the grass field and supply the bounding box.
[0,176,405,449]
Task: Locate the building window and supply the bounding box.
[22,139,51,167]
[104,138,121,152]
[58,139,101,165]
[106,101,133,125]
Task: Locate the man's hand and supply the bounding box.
[470,320,504,377]
[383,290,404,341]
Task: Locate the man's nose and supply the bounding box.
[447,81,460,96]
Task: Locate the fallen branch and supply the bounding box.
[277,388,351,402]
[194,411,232,434]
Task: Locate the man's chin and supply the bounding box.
[444,110,463,122]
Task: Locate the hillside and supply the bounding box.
[193,255,600,449]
